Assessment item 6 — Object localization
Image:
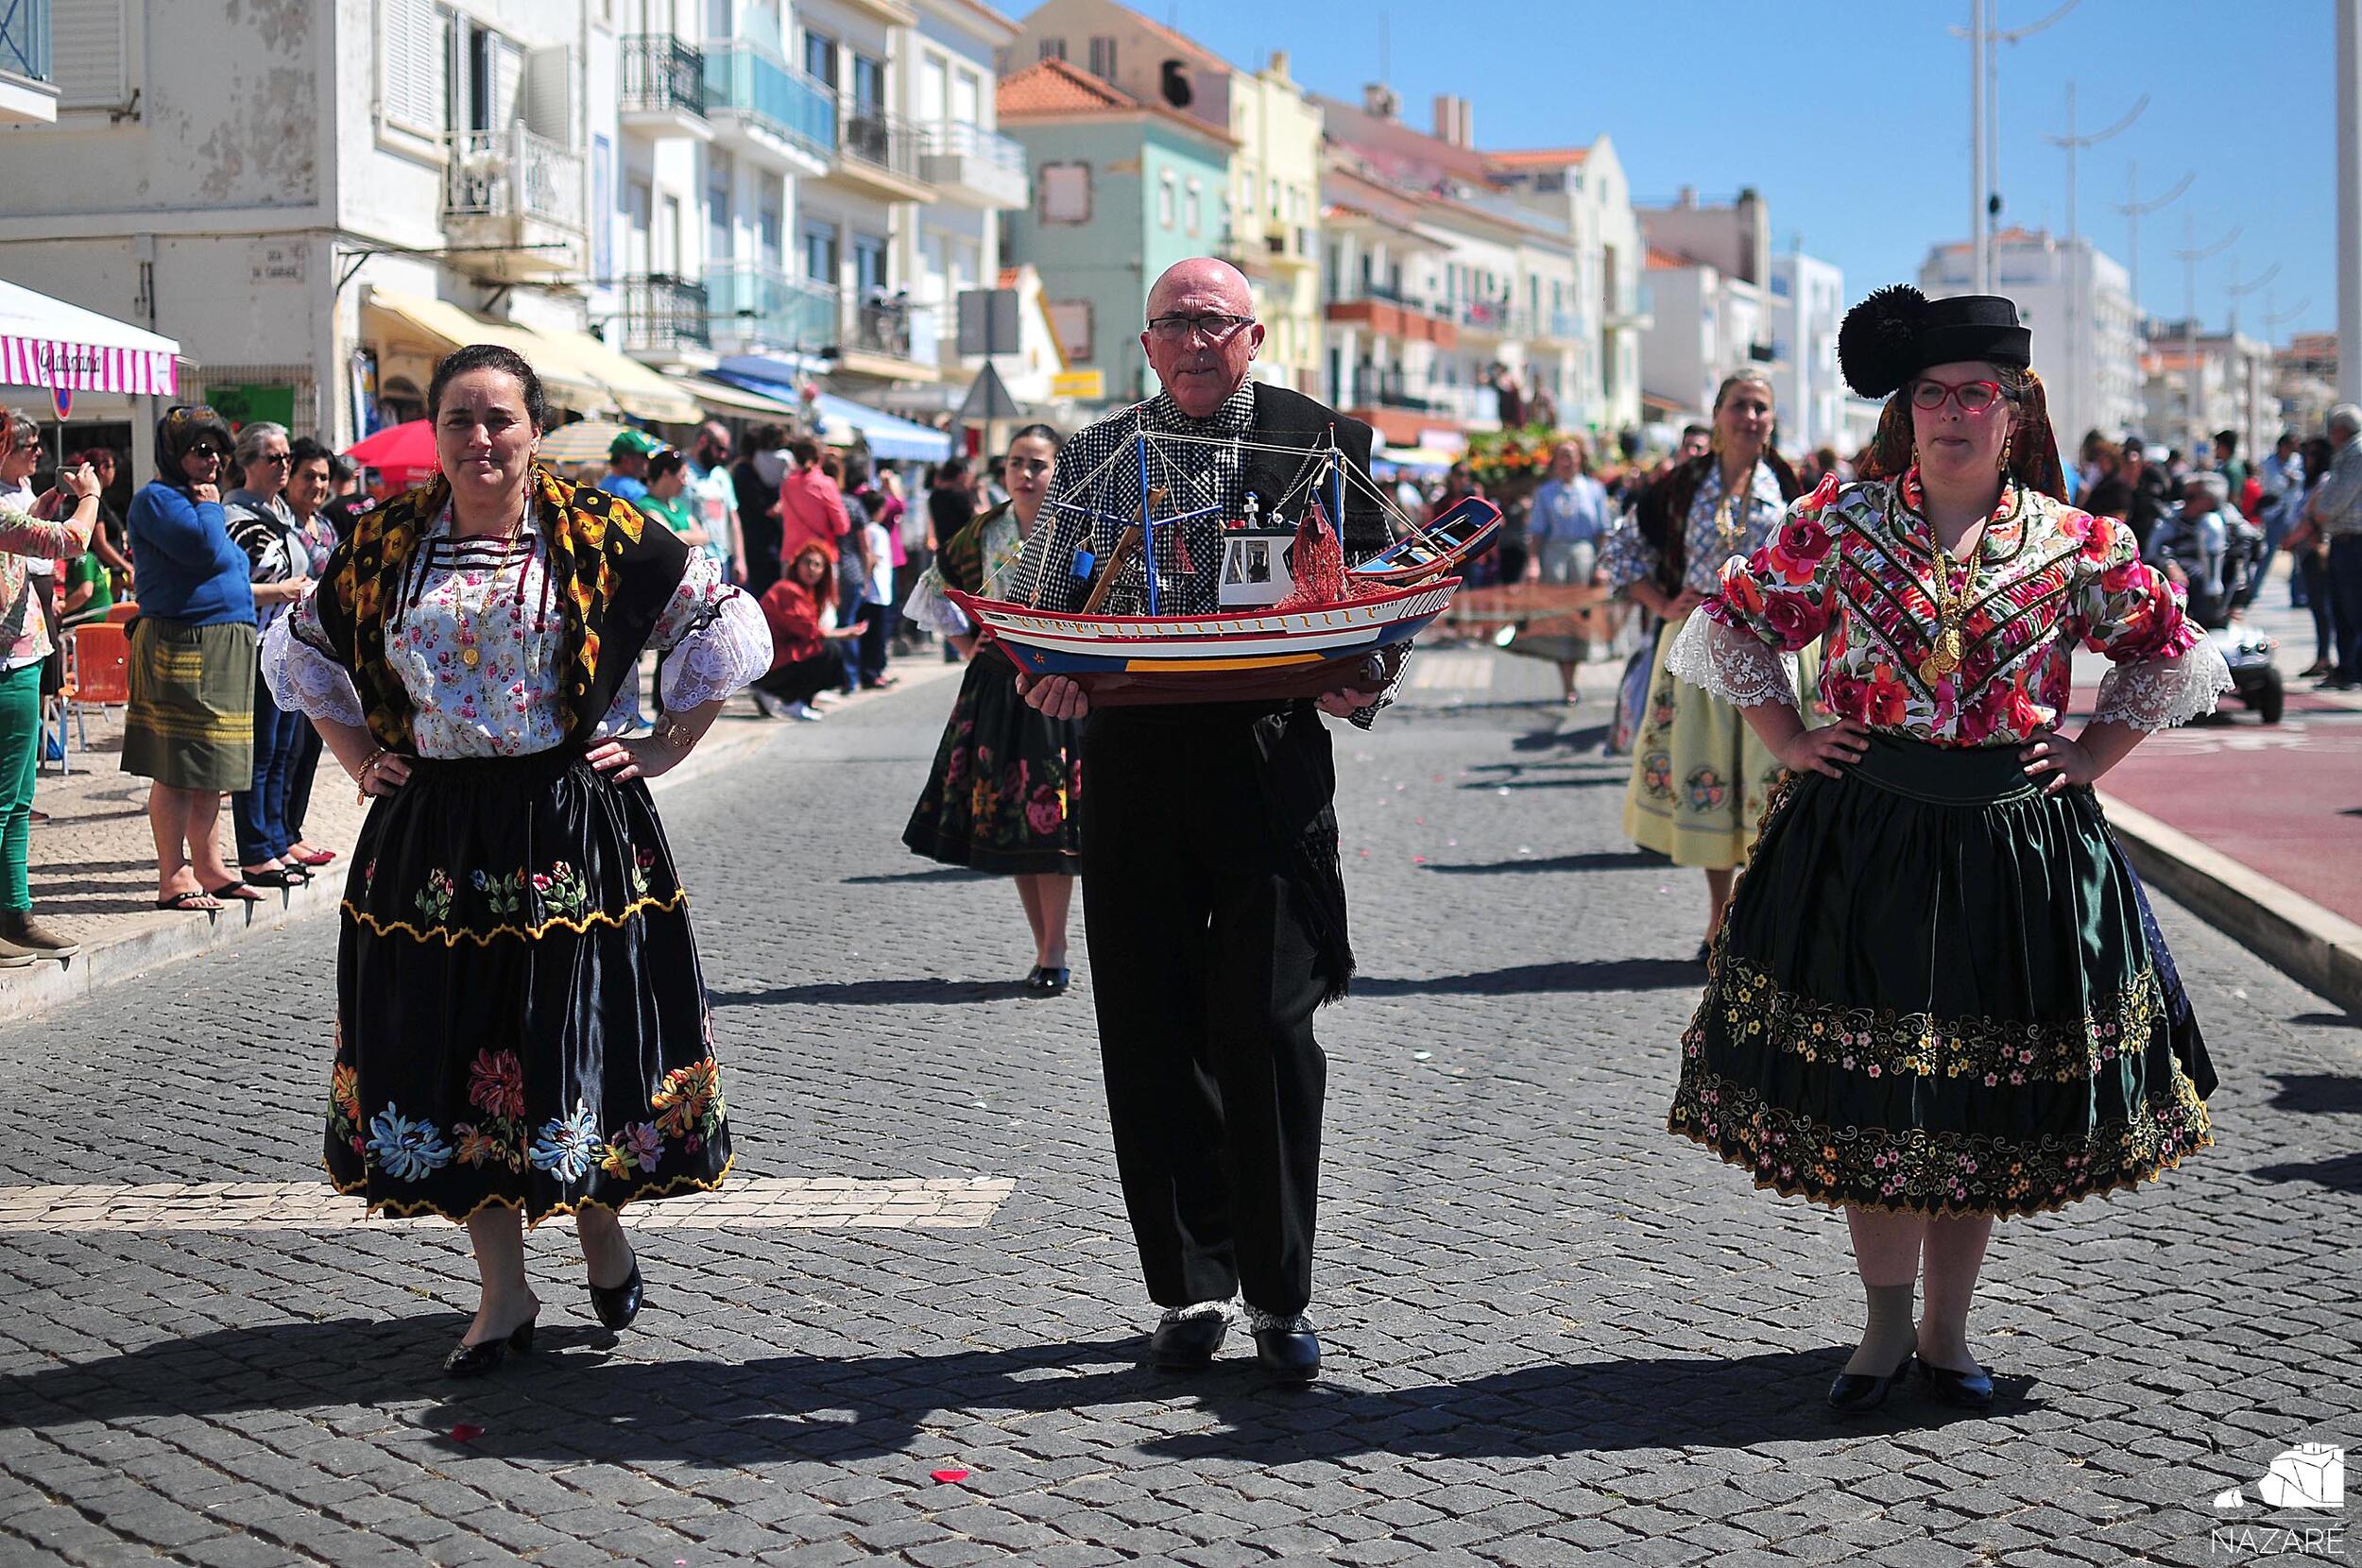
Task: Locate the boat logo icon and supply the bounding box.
[2212,1443,2344,1511]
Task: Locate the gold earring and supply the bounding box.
[1998,430,2013,474]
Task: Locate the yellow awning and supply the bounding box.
[362,286,700,424]
[678,374,801,419]
[361,287,609,413]
[524,323,703,425]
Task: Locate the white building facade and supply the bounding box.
[1485,134,1650,435]
[1638,254,1772,426]
[1770,250,1844,455]
[1919,229,2138,453]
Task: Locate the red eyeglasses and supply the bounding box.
[1909,377,2011,415]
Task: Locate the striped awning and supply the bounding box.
[0,277,180,398]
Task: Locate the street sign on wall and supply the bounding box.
[1051,369,1104,401]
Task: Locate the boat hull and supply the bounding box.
[947,581,1457,705]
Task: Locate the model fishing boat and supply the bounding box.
[947,427,1499,705]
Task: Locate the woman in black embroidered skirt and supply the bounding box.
[1665,290,2229,1415]
[902,425,1082,995]
[263,347,772,1375]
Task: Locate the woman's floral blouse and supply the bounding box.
[1669,469,2233,744]
[0,487,95,671]
[1601,459,1790,599]
[261,499,771,758]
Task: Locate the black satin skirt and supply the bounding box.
[1669,734,2213,1219]
[324,747,730,1223]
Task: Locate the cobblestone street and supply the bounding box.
[1,650,2356,1567]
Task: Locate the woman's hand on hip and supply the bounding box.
[2019,729,2097,794]
[1774,718,1869,778]
[587,734,686,783]
[357,751,411,797]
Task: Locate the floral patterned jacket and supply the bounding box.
[0,486,95,672]
[1669,469,2233,745]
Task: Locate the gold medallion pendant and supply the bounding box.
[461,644,482,670]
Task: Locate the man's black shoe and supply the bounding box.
[1147,1311,1226,1370]
[1246,1308,1321,1382]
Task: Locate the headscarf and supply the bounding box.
[153,404,234,490]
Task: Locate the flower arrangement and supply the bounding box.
[1463,423,1570,497]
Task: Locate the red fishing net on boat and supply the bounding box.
[1275,504,1382,610]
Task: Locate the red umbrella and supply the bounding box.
[345,419,436,483]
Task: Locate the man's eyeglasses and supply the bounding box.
[1908,378,2011,415]
[1146,312,1256,344]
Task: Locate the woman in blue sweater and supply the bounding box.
[124,406,261,912]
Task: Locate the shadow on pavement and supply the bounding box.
[2248,1152,2362,1193]
[1510,723,1611,753]
[1356,959,1702,995]
[839,868,995,886]
[2287,1012,2362,1029]
[711,978,1031,1008]
[1420,851,1664,876]
[1456,775,1627,792]
[1,1324,2027,1462]
[2264,1072,2362,1114]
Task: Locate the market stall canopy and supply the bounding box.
[0,277,180,398]
[538,419,637,464]
[708,356,952,462]
[361,286,698,425]
[677,375,800,419]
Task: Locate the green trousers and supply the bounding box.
[0,660,43,912]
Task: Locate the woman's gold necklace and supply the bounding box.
[452,498,527,671]
[1713,460,1758,556]
[1919,515,1982,685]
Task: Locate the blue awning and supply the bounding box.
[709,357,954,463]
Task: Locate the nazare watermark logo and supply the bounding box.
[2210,1443,2345,1559]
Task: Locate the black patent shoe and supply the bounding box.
[1916,1355,1995,1412]
[443,1315,536,1379]
[1252,1326,1322,1383]
[588,1260,643,1332]
[1147,1312,1227,1371]
[1827,1353,1911,1414]
[1025,965,1070,997]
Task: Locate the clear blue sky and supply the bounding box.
[1015,0,2337,344]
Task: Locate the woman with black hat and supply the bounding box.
[1664,288,2230,1415]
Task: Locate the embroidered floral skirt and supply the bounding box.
[325,747,729,1223]
[902,645,1083,876]
[1624,617,1820,869]
[1669,733,2215,1219]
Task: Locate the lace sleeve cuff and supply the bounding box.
[2092,640,2234,731]
[259,614,365,725]
[1666,608,1802,709]
[901,566,972,636]
[658,588,773,709]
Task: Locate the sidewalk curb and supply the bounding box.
[0,666,961,1026]
[2101,793,2362,1017]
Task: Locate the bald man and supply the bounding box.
[1013,258,1394,1382]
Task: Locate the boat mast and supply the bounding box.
[1138,435,1157,615]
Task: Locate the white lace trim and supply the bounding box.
[657,588,773,710]
[258,614,365,726]
[900,565,971,636]
[1666,608,1802,708]
[2092,640,2235,731]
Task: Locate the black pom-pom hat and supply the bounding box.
[1836,286,2032,400]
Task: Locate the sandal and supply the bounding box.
[204,882,265,903]
[240,866,305,889]
[287,845,337,867]
[155,890,224,912]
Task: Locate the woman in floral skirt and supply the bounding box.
[1602,370,1812,963]
[1665,289,2227,1415]
[264,345,772,1376]
[902,425,1081,996]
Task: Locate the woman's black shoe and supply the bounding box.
[1916,1355,1995,1411]
[1826,1353,1911,1414]
[1025,965,1070,997]
[443,1316,536,1379]
[588,1260,643,1331]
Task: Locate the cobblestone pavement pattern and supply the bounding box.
[0,649,2355,1567]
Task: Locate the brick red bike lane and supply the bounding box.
[2073,669,2362,927]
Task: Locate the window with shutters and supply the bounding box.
[522,44,576,146]
[1087,37,1115,81]
[49,0,137,114]
[1047,302,1092,364]
[1037,37,1066,63]
[378,0,447,142]
[1038,162,1089,226]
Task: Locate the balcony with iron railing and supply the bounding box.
[703,41,835,170]
[443,125,584,277]
[918,121,1028,210]
[832,103,931,199]
[1605,280,1654,330]
[842,291,938,375]
[1458,297,1515,336]
[621,34,707,136]
[0,0,59,124]
[615,275,710,355]
[705,264,840,357]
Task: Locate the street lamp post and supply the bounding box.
[1954,0,2081,288]
[2045,82,2145,446]
[2173,218,2240,455]
[2116,162,2195,435]
[2226,261,2283,459]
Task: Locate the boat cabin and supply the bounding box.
[1218,523,1299,608]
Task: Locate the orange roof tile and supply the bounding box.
[1485,146,1591,170]
[998,58,1138,116]
[1645,245,1700,272]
